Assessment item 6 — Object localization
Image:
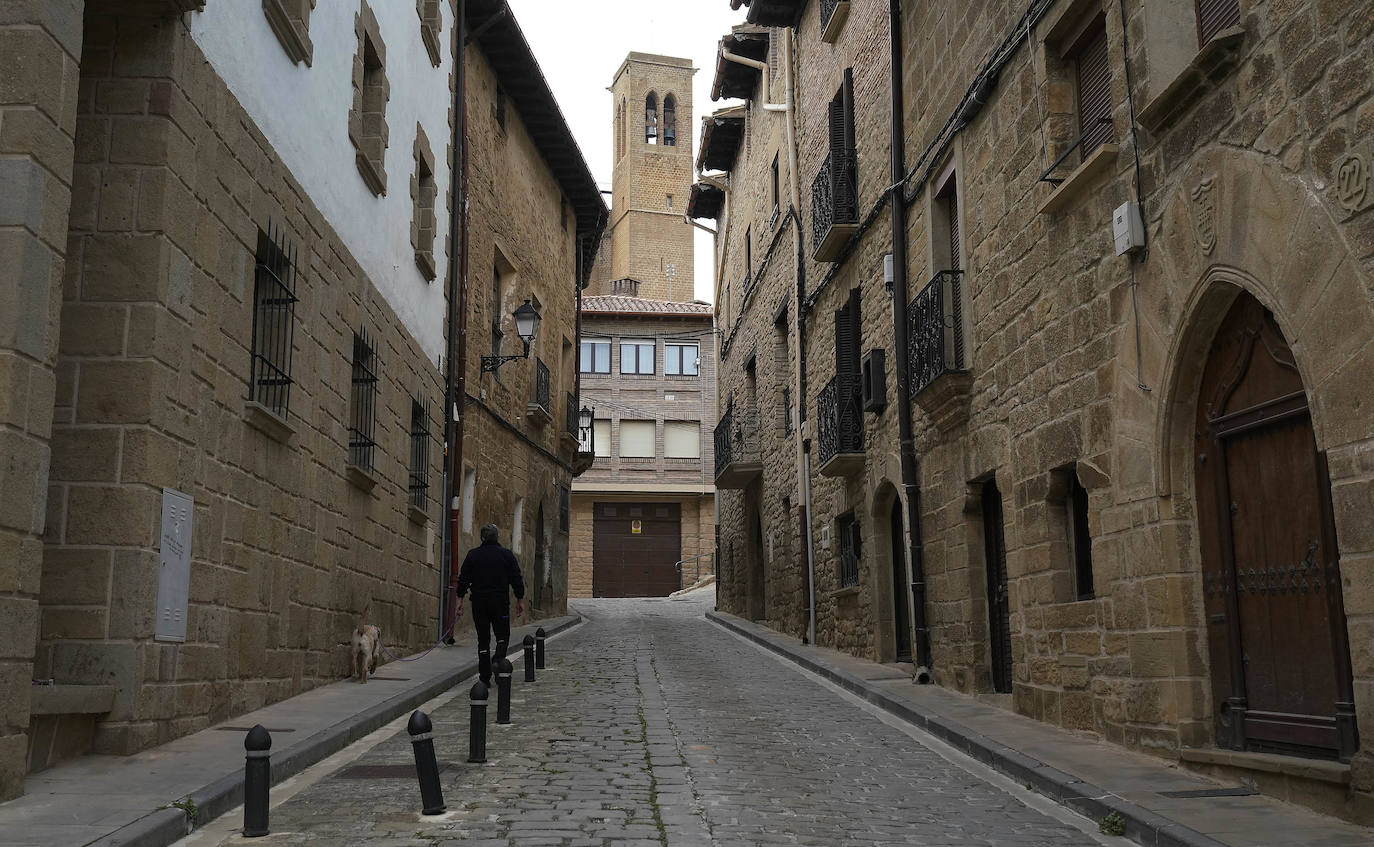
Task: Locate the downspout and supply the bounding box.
[444,0,472,640]
[720,50,787,113]
[778,29,816,647]
[887,0,932,681]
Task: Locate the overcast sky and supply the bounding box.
[505,0,745,304]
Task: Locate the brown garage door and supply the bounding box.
[592,502,682,598]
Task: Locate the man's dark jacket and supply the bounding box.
[456,539,525,601]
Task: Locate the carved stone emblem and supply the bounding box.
[1337,154,1370,213]
[1191,178,1217,255]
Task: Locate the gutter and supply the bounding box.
[887,0,932,681]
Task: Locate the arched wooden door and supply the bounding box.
[1194,293,1358,761]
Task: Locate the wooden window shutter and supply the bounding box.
[834,288,861,377]
[1196,0,1241,47]
[841,67,856,154]
[848,287,862,377]
[1073,16,1113,162]
[946,184,961,272]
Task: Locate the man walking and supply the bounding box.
[455,524,526,686]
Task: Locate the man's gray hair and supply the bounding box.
[480,524,499,544]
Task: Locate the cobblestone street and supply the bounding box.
[189,592,1108,846]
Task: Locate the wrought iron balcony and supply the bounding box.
[713,401,762,489]
[817,373,864,477]
[820,0,851,43]
[527,357,552,425]
[907,270,973,432]
[811,150,859,262]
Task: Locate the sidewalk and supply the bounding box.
[0,614,580,847]
[708,609,1373,847]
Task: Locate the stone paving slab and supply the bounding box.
[0,614,579,847]
[707,608,1374,847]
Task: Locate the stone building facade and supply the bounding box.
[0,0,601,801]
[707,0,1374,821]
[570,296,717,598]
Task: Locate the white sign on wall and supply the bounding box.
[156,487,193,642]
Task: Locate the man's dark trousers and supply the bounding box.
[472,593,510,685]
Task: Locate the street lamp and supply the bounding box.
[578,405,594,452]
[481,299,542,373]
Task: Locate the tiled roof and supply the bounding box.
[582,296,713,316]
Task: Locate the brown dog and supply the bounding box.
[352,623,381,683]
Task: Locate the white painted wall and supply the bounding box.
[191,2,452,362]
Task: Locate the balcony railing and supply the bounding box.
[565,392,579,439]
[817,373,864,476]
[713,401,762,488]
[811,149,858,261]
[907,270,966,396]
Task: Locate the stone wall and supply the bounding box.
[0,0,86,802]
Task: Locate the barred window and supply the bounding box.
[349,329,379,472]
[249,223,299,421]
[409,398,430,509]
[837,511,861,588]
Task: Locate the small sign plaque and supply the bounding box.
[631,519,642,535]
[155,487,193,642]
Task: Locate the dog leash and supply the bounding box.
[377,618,458,663]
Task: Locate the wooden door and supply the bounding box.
[592,502,682,598]
[1195,293,1358,761]
[890,499,912,662]
[982,479,1013,694]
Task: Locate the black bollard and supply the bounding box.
[523,635,536,682]
[496,658,513,725]
[408,710,446,815]
[243,724,271,837]
[535,627,546,670]
[468,680,488,763]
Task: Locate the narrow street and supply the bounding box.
[184,593,1109,846]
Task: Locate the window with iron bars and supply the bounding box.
[249,223,299,421]
[837,511,861,588]
[349,329,379,472]
[409,397,430,509]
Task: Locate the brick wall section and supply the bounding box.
[38,10,445,756]
[712,0,1374,810]
[591,54,696,302]
[0,0,85,802]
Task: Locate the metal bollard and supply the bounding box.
[535,627,546,670]
[243,724,271,837]
[496,658,513,725]
[468,680,488,763]
[523,635,536,682]
[408,710,446,815]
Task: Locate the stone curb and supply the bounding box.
[87,614,583,847]
[706,610,1228,847]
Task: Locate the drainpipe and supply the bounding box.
[773,30,816,647]
[887,0,932,682]
[720,50,787,113]
[443,0,472,640]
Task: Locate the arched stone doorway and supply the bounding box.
[1193,291,1358,761]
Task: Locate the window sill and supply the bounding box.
[347,463,379,492]
[355,150,387,196]
[1038,144,1119,215]
[262,0,314,67]
[408,503,429,525]
[526,402,553,426]
[415,250,436,282]
[244,401,296,443]
[1137,26,1245,134]
[828,584,861,600]
[419,23,441,68]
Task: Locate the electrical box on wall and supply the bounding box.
[1113,202,1144,255]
